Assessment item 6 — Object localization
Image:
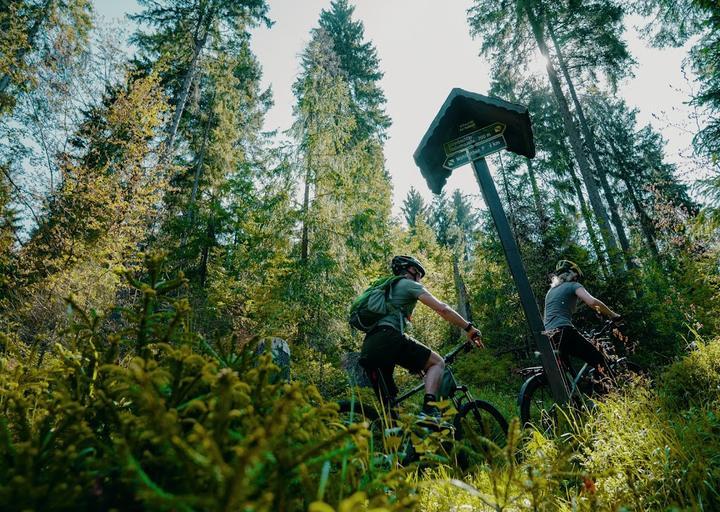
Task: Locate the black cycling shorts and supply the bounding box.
[359,326,432,400]
[550,326,606,369]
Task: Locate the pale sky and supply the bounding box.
[95,1,698,218]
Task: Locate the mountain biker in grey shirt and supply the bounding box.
[543,260,621,377]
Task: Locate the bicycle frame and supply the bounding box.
[386,341,476,413]
[521,320,627,403]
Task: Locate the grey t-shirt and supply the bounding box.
[543,281,584,330]
[377,278,428,333]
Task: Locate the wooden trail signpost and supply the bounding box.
[413,88,569,404]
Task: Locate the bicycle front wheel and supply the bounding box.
[453,400,508,468]
[519,373,557,432]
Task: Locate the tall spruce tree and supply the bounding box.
[288,17,391,366]
[544,1,637,269]
[318,0,390,143]
[489,69,609,273]
[159,33,272,287]
[129,0,270,155]
[467,0,625,270]
[285,5,393,382]
[585,93,697,261]
[401,186,427,233]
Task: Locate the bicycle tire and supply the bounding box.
[337,399,381,422]
[453,400,508,469]
[518,373,557,432]
[336,399,386,452]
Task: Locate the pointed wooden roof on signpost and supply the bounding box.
[413,88,536,194]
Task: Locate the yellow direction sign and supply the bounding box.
[443,122,506,156]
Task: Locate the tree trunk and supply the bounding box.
[623,177,661,260]
[451,255,472,341]
[199,211,215,287]
[186,98,215,225]
[165,38,205,154]
[526,158,547,228]
[523,0,623,272]
[300,166,311,262]
[603,136,662,261]
[568,161,609,276]
[453,255,472,322]
[526,158,552,261]
[547,20,635,270]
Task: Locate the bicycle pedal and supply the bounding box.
[384,426,403,437]
[415,414,453,431]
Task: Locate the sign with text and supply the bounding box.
[442,122,506,157]
[443,135,507,170]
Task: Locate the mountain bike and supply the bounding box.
[518,319,644,431]
[337,340,508,469]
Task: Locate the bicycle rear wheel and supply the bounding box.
[518,373,557,433]
[336,399,385,452]
[453,400,508,469]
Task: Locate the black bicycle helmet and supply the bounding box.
[555,259,583,279]
[391,255,426,278]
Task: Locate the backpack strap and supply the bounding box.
[386,277,410,333]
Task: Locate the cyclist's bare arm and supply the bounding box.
[418,292,483,347]
[575,288,620,319]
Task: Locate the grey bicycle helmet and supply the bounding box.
[391,255,426,278]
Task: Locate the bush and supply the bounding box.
[0,255,412,511]
[661,338,720,410]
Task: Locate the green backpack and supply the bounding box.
[348,275,405,332]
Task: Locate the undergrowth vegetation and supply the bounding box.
[419,338,720,511]
[0,255,417,511]
[2,254,720,511]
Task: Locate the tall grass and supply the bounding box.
[417,338,720,511]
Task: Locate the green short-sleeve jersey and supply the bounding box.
[377,278,428,333]
[543,281,584,330]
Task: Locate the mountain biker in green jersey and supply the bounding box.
[543,259,622,382]
[360,255,482,416]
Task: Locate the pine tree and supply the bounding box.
[468,0,625,270]
[489,69,609,273]
[159,35,272,287]
[129,0,270,155]
[585,93,697,260]
[285,6,393,382]
[401,186,427,233]
[318,0,391,143]
[544,1,637,269]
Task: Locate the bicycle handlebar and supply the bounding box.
[581,318,624,342]
[443,341,472,364]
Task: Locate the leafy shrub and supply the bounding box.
[0,254,412,511]
[661,338,720,409]
[452,348,517,393]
